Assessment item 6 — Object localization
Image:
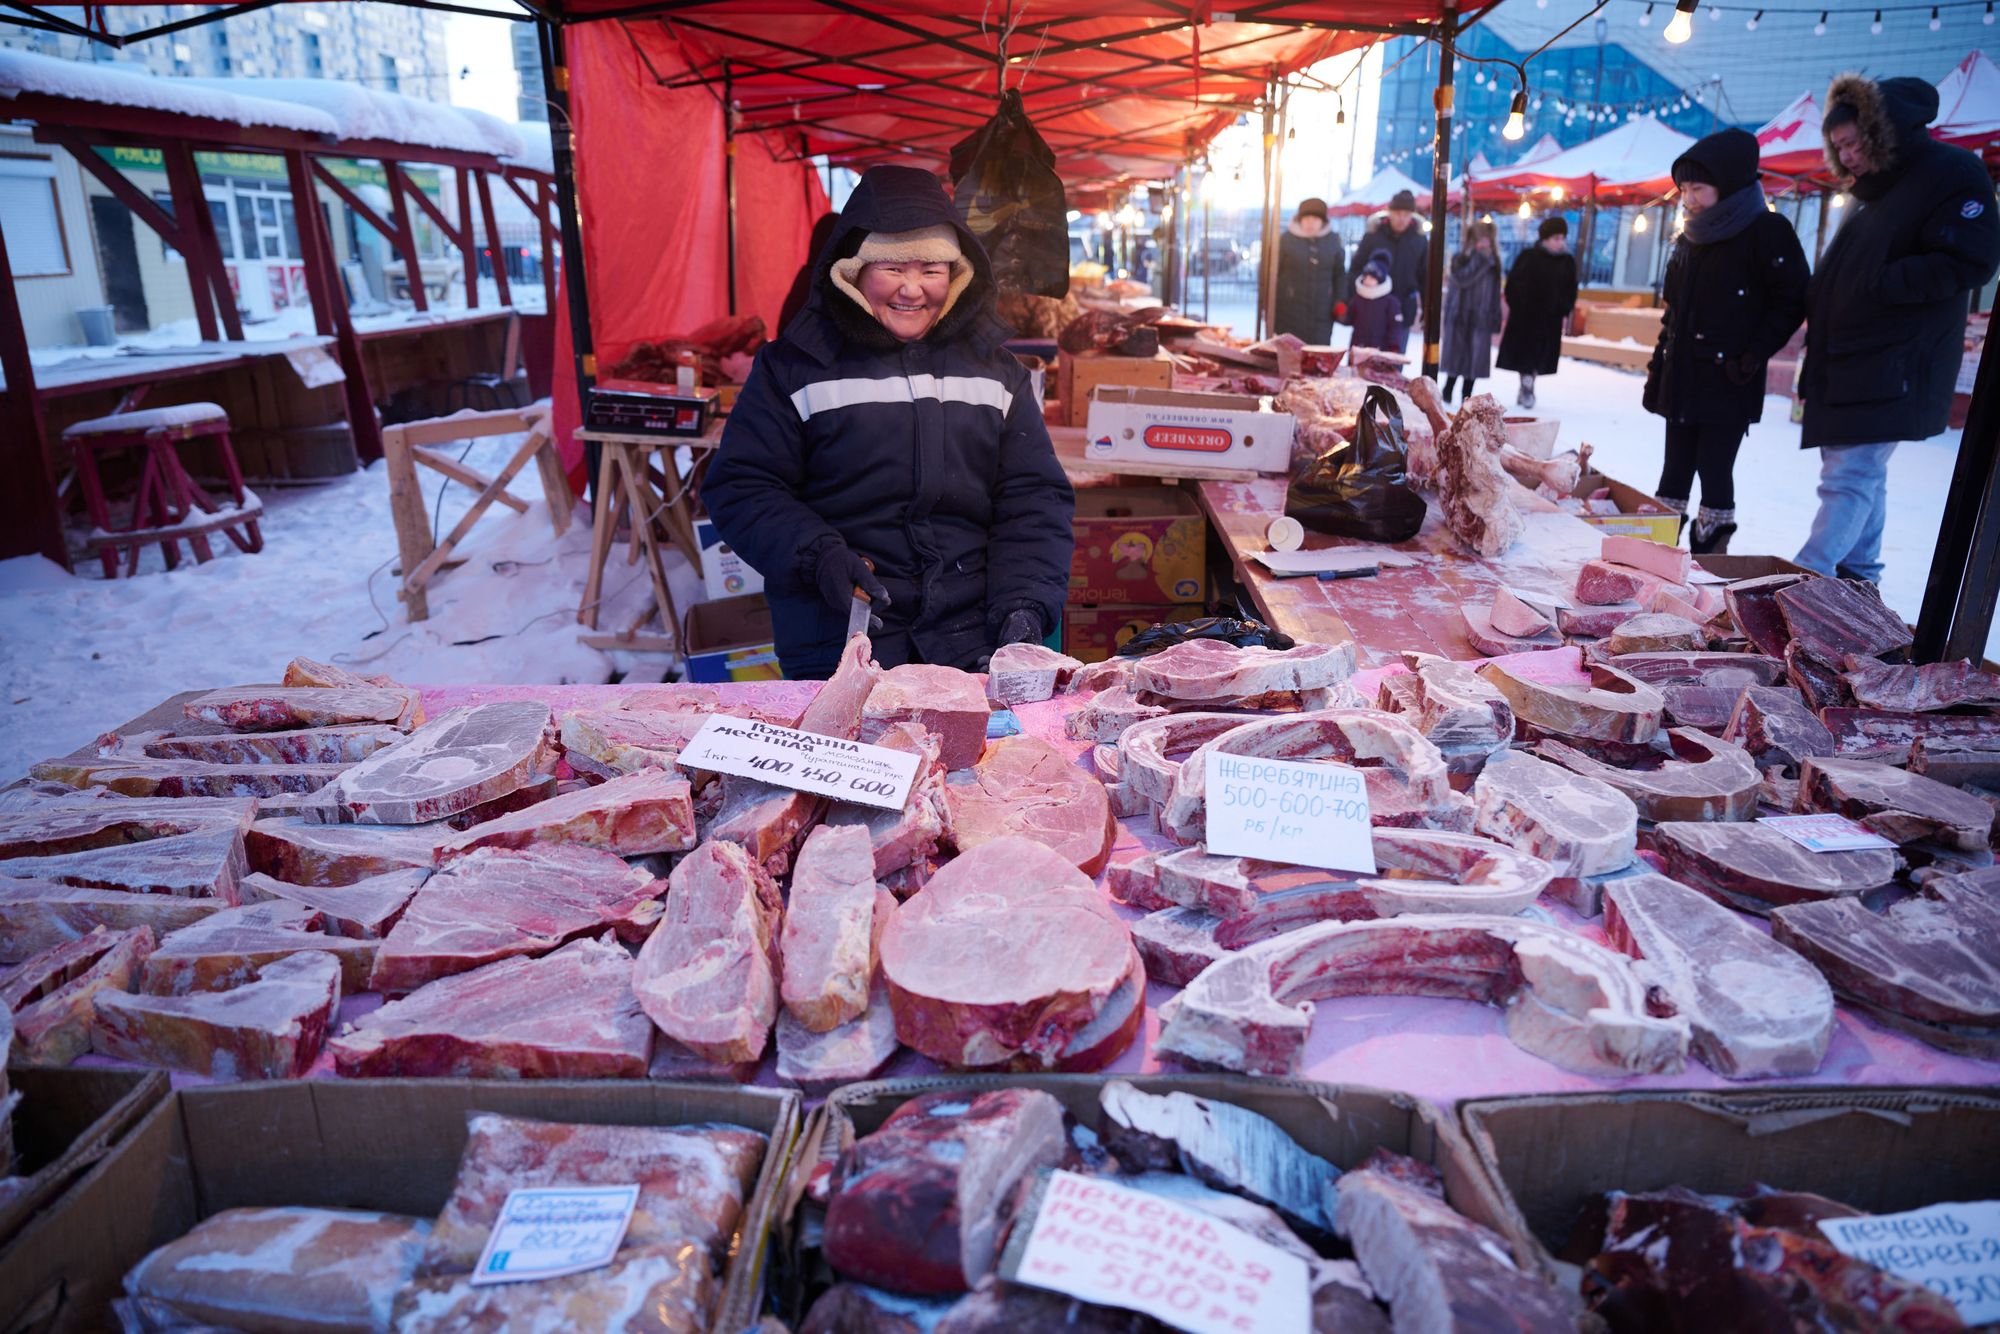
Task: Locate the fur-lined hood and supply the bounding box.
[1823,72,1941,182]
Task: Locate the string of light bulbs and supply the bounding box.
[1613,0,1995,41]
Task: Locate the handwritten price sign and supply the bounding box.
[1202,753,1376,874]
[470,1185,639,1285]
[1820,1201,2000,1324]
[676,716,919,811]
[1002,1170,1309,1334]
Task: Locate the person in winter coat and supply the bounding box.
[1496,217,1578,409]
[1350,189,1429,354]
[1272,197,1345,344]
[702,165,1075,679]
[1795,72,2000,584]
[1439,219,1502,401]
[1642,128,1809,555]
[1346,258,1404,353]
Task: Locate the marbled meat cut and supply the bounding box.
[1131,906,1228,985]
[943,735,1116,876]
[235,868,424,938]
[1822,706,2000,756]
[123,1207,430,1334]
[1718,577,1802,661]
[1721,685,1834,775]
[309,701,553,825]
[0,827,249,902]
[1841,656,2000,713]
[369,845,661,994]
[1116,712,1258,808]
[1098,1082,1332,1234]
[1605,613,1706,655]
[1063,684,1169,744]
[559,708,713,779]
[2,925,153,1064]
[1653,820,1897,913]
[1334,1150,1575,1334]
[1575,559,1693,609]
[0,879,218,966]
[143,725,403,765]
[1785,639,1849,713]
[1153,828,1554,939]
[632,840,783,1065]
[822,1088,1068,1295]
[92,950,341,1080]
[823,722,947,877]
[1477,658,1664,743]
[797,633,882,740]
[1535,727,1759,823]
[1472,751,1638,878]
[1384,656,1513,774]
[879,837,1134,1069]
[436,767,695,860]
[1776,574,1914,660]
[861,665,990,770]
[244,816,444,885]
[703,775,823,878]
[182,685,419,731]
[391,1247,715,1334]
[1771,890,2000,1047]
[985,641,1082,706]
[1131,638,1356,700]
[1161,709,1456,845]
[780,824,882,1032]
[421,1112,764,1275]
[0,794,254,858]
[1155,914,1687,1078]
[1603,874,1834,1078]
[776,976,900,1092]
[1797,754,1994,851]
[27,755,347,798]
[143,901,376,995]
[1610,651,1786,691]
[329,935,653,1078]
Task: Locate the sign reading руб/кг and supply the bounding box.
[1818,1200,2000,1324]
[675,715,919,811]
[469,1185,640,1285]
[1202,752,1376,874]
[1000,1170,1310,1334]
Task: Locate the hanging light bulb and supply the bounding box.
[1640,2,1654,25]
[1831,192,1847,208]
[1987,1,1995,25]
[1504,89,1528,140]
[1665,0,1697,43]
[1708,4,1721,18]
[1518,198,1532,218]
[1871,8,1882,32]
[1337,100,1347,126]
[1633,211,1650,233]
[1746,8,1762,28]
[1931,5,1942,28]
[1815,10,1827,33]
[1552,185,1566,201]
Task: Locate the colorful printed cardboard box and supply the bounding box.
[1069,485,1208,605]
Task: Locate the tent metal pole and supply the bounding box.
[725,60,738,316]
[1202,170,1212,324]
[539,17,597,404]
[1915,313,2000,661]
[1256,89,1275,338]
[1423,3,1457,378]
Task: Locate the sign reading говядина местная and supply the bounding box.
[675,715,919,811]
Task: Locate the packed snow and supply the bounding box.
[0,49,337,135]
[181,77,524,158]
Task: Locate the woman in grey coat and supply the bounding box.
[1439,220,1502,402]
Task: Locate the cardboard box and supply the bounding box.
[684,592,783,683]
[1062,602,1206,663]
[1084,386,1296,477]
[694,518,766,601]
[0,1079,801,1334]
[775,1074,1541,1326]
[1070,485,1208,605]
[1057,349,1173,426]
[1461,1087,2000,1286]
[0,1068,166,1253]
[1568,469,1681,544]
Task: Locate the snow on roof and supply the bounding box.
[504,120,553,175]
[0,49,338,135]
[1331,165,1428,215]
[182,77,524,158]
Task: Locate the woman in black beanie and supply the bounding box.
[1496,216,1578,409]
[1642,127,1808,553]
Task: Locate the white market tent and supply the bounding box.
[1481,114,1698,205]
[1329,164,1429,216]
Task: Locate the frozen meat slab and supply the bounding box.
[436,767,695,859]
[943,735,1116,876]
[309,701,554,825]
[93,951,341,1080]
[632,840,783,1065]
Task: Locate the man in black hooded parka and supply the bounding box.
[703,166,1075,679]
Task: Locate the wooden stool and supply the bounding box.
[572,424,724,660]
[64,403,265,578]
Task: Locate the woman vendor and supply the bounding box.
[703,165,1075,680]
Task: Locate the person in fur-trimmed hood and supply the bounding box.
[1272,197,1345,343]
[1795,71,2000,584]
[703,165,1074,678]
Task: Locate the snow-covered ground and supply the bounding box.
[0,429,692,782]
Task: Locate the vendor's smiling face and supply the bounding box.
[860,261,951,340]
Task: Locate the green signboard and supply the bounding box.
[96,146,442,196]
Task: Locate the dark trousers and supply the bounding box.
[1657,420,1747,510]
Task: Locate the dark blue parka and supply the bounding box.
[702,167,1075,679]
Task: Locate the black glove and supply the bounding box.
[813,544,890,627]
[998,609,1043,646]
[1722,353,1760,386]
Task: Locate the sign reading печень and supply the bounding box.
[1202,753,1376,874]
[1819,1200,2000,1324]
[675,715,918,811]
[1001,1170,1310,1334]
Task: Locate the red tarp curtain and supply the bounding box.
[551,20,830,474]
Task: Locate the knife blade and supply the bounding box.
[846,588,873,638]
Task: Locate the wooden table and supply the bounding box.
[571,421,723,657]
[1195,475,1607,665]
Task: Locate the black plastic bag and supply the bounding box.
[1115,616,1296,658]
[1283,384,1427,543]
[951,89,1069,299]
